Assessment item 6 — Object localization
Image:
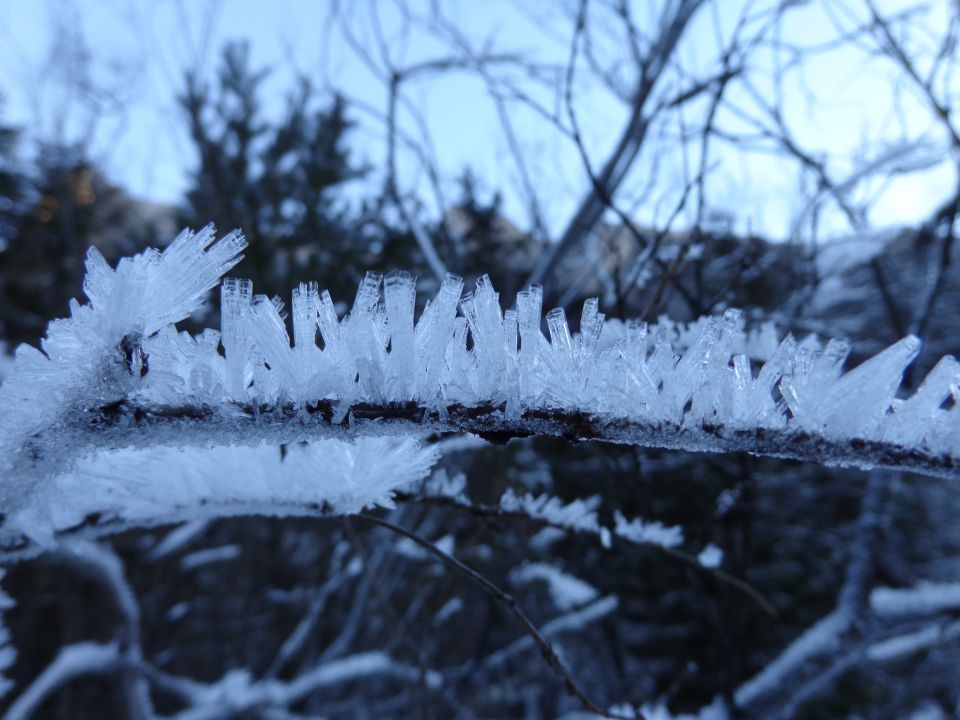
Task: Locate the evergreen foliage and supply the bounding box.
[0,99,24,252]
[179,42,421,303]
[0,143,145,347]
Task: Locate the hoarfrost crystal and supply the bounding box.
[2,225,959,547]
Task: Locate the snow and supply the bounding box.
[734,610,849,708]
[697,544,724,569]
[629,697,729,720]
[0,345,14,384]
[867,622,960,662]
[500,490,603,534]
[907,701,950,720]
[420,468,469,502]
[870,582,960,616]
[433,596,464,625]
[181,544,242,571]
[482,595,618,673]
[2,224,959,545]
[866,620,960,662]
[395,533,455,561]
[4,642,120,720]
[163,651,442,720]
[149,520,211,560]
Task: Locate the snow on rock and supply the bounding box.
[2,225,960,546]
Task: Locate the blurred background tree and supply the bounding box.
[0,142,151,346]
[1,0,960,717]
[0,100,24,254]
[179,41,427,305]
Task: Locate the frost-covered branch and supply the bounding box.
[265,568,354,679]
[473,595,619,675]
[735,473,890,713]
[871,582,960,617]
[5,645,445,720]
[49,541,152,720]
[3,642,123,720]
[166,652,440,720]
[2,226,959,548]
[397,480,773,614]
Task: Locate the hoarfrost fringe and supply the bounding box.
[1,225,958,545]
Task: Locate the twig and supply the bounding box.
[354,512,627,719]
[3,643,124,720]
[395,491,777,616]
[735,472,890,713]
[50,542,153,720]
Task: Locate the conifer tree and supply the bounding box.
[179,42,419,303]
[0,142,140,347]
[0,99,23,253]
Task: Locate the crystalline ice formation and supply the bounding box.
[1,225,959,544]
[9,438,438,546]
[0,225,245,493]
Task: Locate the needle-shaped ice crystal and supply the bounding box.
[2,222,959,545]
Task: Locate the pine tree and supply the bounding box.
[179,42,412,304]
[442,170,539,300]
[0,143,143,347]
[0,98,24,253]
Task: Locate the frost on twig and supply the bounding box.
[399,474,774,614]
[1,225,958,546]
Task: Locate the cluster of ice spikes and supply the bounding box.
[1,225,959,543]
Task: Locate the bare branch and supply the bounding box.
[354,512,625,719]
[526,0,707,291]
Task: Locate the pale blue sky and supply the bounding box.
[0,0,953,244]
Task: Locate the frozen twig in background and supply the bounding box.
[355,513,623,719]
[734,472,889,713]
[397,479,775,614]
[3,642,123,720]
[49,542,153,719]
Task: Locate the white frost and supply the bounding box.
[511,562,600,610]
[2,225,958,545]
[7,438,437,544]
[613,511,685,549]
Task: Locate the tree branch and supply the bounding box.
[354,512,625,719]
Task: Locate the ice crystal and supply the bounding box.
[2,225,959,546]
[8,438,437,545]
[613,511,685,550]
[500,490,602,533]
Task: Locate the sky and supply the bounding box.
[0,0,954,245]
